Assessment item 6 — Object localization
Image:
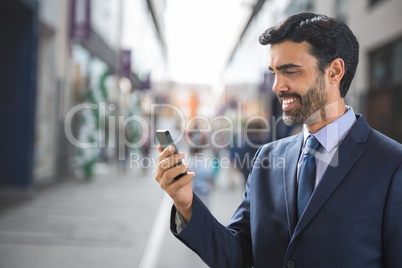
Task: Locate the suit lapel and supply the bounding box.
[283,134,303,237]
[293,128,366,236]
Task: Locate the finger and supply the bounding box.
[157,144,163,153]
[171,171,195,189]
[163,162,189,184]
[157,145,176,163]
[160,163,190,188]
[159,153,185,171]
[156,145,176,179]
[155,152,185,183]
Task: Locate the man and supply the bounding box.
[155,13,402,267]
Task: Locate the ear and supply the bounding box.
[327,58,345,85]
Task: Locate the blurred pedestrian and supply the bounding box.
[236,118,269,185]
[188,146,213,207]
[140,124,152,174]
[118,124,131,173]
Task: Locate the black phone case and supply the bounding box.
[156,129,178,152]
[155,129,186,180]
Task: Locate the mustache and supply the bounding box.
[277,92,302,102]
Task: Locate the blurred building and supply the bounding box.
[1,0,39,187]
[2,0,400,188]
[0,0,167,188]
[223,0,402,143]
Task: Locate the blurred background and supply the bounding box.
[0,0,401,267]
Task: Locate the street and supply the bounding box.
[0,157,245,268]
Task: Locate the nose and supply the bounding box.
[272,75,288,94]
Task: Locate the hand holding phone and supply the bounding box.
[156,129,187,180]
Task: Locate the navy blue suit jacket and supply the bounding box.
[171,115,402,268]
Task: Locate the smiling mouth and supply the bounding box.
[282,98,297,105]
[281,97,298,112]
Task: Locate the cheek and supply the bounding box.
[289,73,315,91]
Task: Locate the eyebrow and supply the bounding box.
[269,63,302,71]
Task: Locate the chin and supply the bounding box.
[282,114,302,126]
[303,110,324,125]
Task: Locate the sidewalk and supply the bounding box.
[0,160,245,268]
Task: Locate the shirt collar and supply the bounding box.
[303,106,357,152]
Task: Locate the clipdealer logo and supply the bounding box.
[64,101,341,168]
[64,101,278,151]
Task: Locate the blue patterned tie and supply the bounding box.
[297,135,321,220]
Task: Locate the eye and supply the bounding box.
[284,70,298,76]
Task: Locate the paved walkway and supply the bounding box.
[0,159,245,268]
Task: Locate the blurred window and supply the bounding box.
[393,40,402,85]
[284,0,314,16]
[368,37,402,143]
[370,37,402,90]
[335,0,348,23]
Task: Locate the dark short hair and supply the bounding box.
[259,12,359,97]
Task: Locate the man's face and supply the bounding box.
[268,40,328,126]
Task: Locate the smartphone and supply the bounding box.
[156,129,187,180]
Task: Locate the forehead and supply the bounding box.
[268,40,316,69]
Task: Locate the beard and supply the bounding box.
[278,74,327,126]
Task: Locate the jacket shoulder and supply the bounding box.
[349,114,401,158]
[367,129,402,157]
